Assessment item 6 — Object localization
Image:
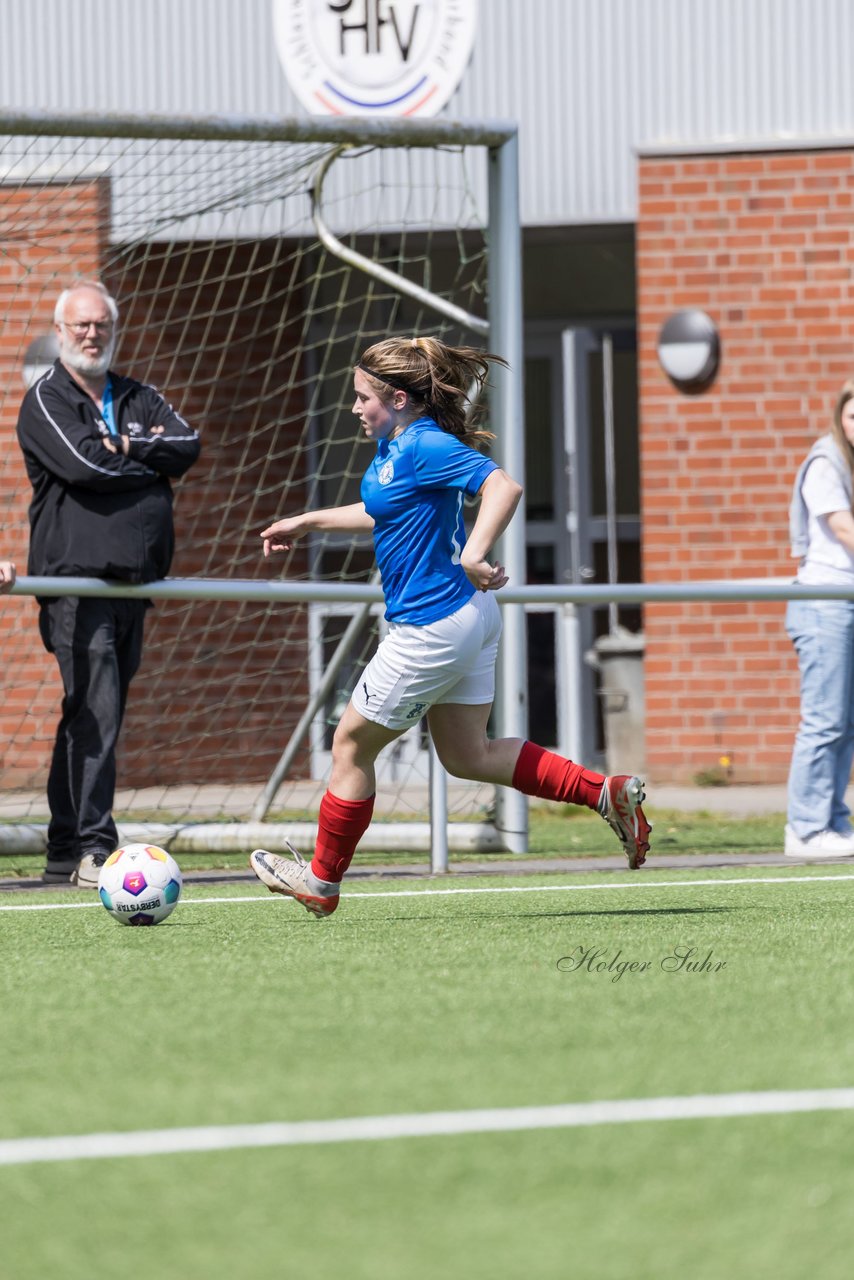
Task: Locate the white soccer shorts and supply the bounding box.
[353,591,502,730]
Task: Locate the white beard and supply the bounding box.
[59,335,116,378]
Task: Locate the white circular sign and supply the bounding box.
[272,0,478,117]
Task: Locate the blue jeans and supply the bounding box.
[786,598,854,837]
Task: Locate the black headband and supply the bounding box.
[357,362,420,397]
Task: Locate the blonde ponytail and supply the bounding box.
[356,335,507,448]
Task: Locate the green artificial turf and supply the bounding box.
[1,866,854,1277]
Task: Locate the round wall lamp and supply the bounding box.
[22,332,59,388]
[656,308,720,394]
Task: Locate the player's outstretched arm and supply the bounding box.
[261,502,374,556]
[460,469,523,592]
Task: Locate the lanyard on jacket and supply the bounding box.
[101,376,118,438]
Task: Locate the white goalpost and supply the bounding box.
[0,110,527,868]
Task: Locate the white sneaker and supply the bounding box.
[71,850,111,888]
[784,825,854,859]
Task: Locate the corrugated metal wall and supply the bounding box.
[3,0,854,225]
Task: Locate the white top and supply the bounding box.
[797,457,854,586]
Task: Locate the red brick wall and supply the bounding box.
[637,147,854,783]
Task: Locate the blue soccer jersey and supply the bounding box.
[361,417,499,625]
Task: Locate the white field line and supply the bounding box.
[3,871,854,912]
[1,1090,854,1167]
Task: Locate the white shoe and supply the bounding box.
[784,825,854,859]
[71,849,111,888]
[249,844,340,918]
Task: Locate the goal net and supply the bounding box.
[0,113,523,859]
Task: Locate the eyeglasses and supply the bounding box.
[62,320,113,338]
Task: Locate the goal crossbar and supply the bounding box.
[0,109,517,149]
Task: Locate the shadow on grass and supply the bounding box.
[380,905,736,923]
[509,905,736,919]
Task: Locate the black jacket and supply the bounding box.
[17,360,201,582]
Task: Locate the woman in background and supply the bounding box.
[786,379,854,859]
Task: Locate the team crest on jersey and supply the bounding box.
[378,459,395,486]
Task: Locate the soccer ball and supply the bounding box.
[97,843,183,926]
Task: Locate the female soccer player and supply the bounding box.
[250,336,650,915]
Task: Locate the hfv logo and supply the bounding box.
[273,0,479,118]
[330,0,420,63]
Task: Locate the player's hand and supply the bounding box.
[0,561,16,593]
[102,435,130,455]
[260,517,304,557]
[461,551,509,592]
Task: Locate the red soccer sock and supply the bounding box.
[310,790,376,884]
[511,741,605,810]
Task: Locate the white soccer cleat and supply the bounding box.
[249,843,340,918]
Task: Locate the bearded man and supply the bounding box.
[16,282,201,886]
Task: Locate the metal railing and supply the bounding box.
[12,573,847,606]
[6,572,838,872]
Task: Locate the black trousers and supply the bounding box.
[38,596,147,862]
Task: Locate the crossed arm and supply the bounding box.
[20,381,199,490]
[103,427,161,455]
